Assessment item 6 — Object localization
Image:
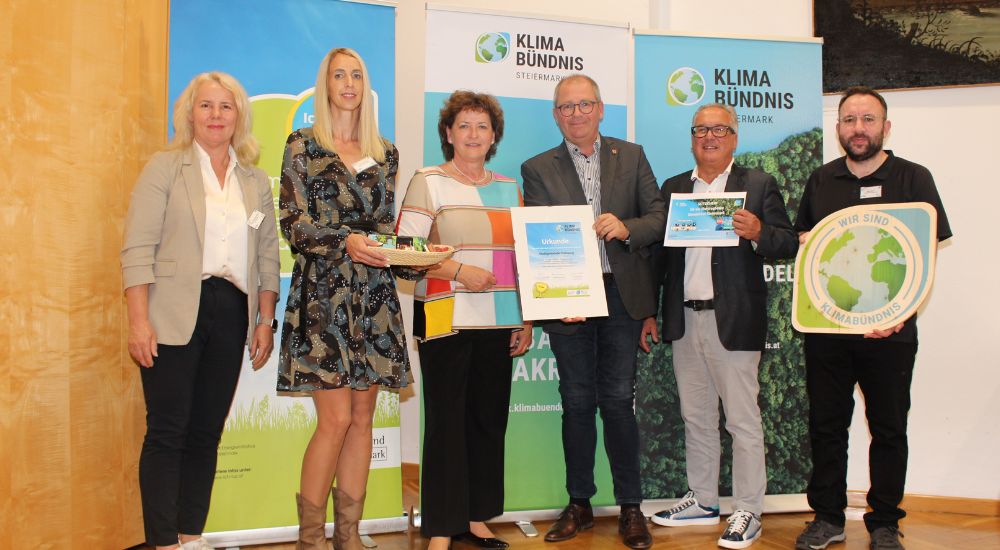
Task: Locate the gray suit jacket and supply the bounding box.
[121,147,281,345]
[655,165,798,351]
[521,136,666,333]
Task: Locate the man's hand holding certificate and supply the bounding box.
[731,208,763,242]
[594,212,630,242]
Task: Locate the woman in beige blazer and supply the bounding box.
[121,72,280,550]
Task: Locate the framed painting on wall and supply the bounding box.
[815,0,1000,91]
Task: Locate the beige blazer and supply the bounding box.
[121,146,281,345]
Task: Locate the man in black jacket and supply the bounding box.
[641,103,798,549]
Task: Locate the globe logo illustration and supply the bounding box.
[816,225,906,313]
[475,32,511,63]
[666,67,706,106]
[793,203,936,334]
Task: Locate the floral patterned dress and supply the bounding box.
[276,127,414,393]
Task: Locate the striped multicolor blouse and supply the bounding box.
[396,167,523,340]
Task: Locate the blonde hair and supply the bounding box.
[169,71,259,166]
[312,47,387,163]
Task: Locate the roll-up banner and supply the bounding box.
[422,5,630,513]
[169,1,403,544]
[633,32,823,508]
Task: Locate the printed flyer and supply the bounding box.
[664,192,747,247]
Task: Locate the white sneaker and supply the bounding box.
[650,490,721,527]
[718,510,762,549]
[179,537,215,550]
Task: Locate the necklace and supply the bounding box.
[450,161,491,185]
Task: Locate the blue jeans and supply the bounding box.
[548,279,643,505]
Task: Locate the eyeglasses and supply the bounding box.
[691,125,735,138]
[556,100,598,117]
[839,114,883,126]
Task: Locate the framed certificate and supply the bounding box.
[509,205,609,321]
[664,192,747,247]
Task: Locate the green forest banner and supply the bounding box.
[633,33,823,503]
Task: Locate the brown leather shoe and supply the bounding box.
[544,503,595,542]
[619,507,653,549]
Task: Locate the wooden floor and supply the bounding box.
[251,509,1000,550]
[248,466,1000,550]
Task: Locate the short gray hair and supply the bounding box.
[692,103,739,133]
[553,74,602,106]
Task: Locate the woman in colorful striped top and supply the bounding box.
[396,90,532,550]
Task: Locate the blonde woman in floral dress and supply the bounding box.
[277,47,415,550]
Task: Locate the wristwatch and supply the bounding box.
[259,317,278,333]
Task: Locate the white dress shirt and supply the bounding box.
[566,138,612,273]
[195,142,249,294]
[683,160,733,301]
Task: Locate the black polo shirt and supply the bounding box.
[794,151,952,342]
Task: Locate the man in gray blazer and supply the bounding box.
[640,103,797,549]
[521,74,665,549]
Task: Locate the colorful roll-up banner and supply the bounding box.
[169,0,403,544]
[633,32,823,504]
[422,7,630,513]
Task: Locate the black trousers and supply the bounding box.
[804,335,916,532]
[419,329,513,537]
[139,277,248,546]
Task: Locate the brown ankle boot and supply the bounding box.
[332,487,366,550]
[296,492,330,550]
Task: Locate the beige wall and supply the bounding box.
[0,1,168,547]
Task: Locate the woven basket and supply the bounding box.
[376,245,455,266]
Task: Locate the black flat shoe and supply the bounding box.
[453,531,510,549]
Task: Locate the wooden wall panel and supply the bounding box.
[0,1,14,547]
[1,1,168,547]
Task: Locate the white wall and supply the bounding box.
[826,87,1000,500]
[656,0,813,37]
[393,0,1000,500]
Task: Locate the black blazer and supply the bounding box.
[656,165,798,351]
[522,136,666,334]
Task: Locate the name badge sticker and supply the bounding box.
[247,210,265,230]
[860,185,882,199]
[353,156,377,173]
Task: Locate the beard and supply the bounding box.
[840,131,884,162]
